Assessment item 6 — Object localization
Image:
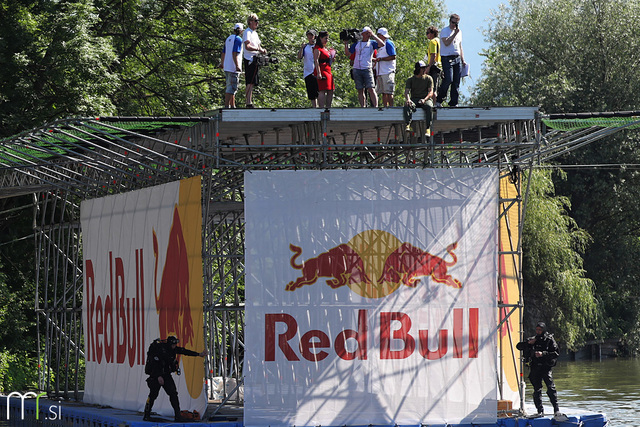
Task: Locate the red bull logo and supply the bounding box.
[153,205,194,351]
[286,230,462,298]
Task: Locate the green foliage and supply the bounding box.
[473,0,640,113]
[522,169,598,351]
[0,350,38,392]
[0,0,118,137]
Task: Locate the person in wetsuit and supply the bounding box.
[516,322,560,416]
[143,335,206,421]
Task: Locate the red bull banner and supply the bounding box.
[80,176,206,417]
[245,169,499,426]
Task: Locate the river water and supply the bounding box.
[530,358,640,426]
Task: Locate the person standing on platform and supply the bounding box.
[403,60,434,136]
[424,26,442,96]
[436,14,465,108]
[314,31,335,109]
[344,26,385,107]
[373,27,396,107]
[243,13,267,108]
[220,23,244,109]
[516,322,561,417]
[143,336,207,422]
[297,29,319,108]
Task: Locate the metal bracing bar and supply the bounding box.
[82,120,215,172]
[63,123,179,183]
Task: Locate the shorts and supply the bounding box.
[376,72,395,94]
[353,68,375,90]
[225,71,239,94]
[304,74,319,100]
[244,58,260,86]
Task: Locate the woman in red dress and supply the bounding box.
[314,31,335,109]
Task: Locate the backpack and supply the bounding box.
[144,340,162,375]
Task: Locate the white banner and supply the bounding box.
[80,176,206,417]
[245,169,498,426]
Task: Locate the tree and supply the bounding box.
[473,0,640,113]
[0,0,118,138]
[522,169,597,351]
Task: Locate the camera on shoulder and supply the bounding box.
[339,28,362,44]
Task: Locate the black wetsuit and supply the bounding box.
[516,331,560,414]
[144,340,199,420]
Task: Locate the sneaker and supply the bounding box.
[245,104,255,109]
[405,124,412,132]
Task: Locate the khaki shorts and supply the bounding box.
[376,72,396,94]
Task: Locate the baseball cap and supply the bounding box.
[536,322,546,330]
[167,336,179,344]
[418,60,427,68]
[377,27,390,38]
[306,29,317,36]
[234,23,244,31]
[361,26,372,34]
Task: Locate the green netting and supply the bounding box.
[543,116,640,131]
[0,119,203,165]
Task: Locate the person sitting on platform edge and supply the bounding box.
[143,336,207,421]
[403,61,434,137]
[516,322,561,417]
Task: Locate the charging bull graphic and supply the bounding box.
[286,230,462,298]
[153,205,195,355]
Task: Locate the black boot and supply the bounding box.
[143,398,154,421]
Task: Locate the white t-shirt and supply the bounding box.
[223,34,243,73]
[349,40,381,70]
[243,27,261,61]
[375,39,396,75]
[440,26,462,57]
[302,44,315,77]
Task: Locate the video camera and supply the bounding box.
[340,28,362,44]
[254,53,279,66]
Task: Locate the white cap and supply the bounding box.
[418,60,427,67]
[377,27,390,38]
[361,26,372,34]
[234,23,244,31]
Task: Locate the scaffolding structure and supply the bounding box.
[2,106,633,415]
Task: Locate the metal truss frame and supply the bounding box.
[2,107,612,415]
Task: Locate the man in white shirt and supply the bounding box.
[297,29,318,108]
[344,26,385,107]
[243,13,267,108]
[220,23,244,108]
[373,27,396,107]
[436,14,466,108]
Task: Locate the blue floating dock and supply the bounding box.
[3,398,607,427]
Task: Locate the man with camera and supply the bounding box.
[243,13,267,108]
[344,26,385,108]
[436,14,465,108]
[373,27,396,107]
[220,23,244,109]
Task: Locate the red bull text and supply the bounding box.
[265,308,479,361]
[85,249,146,366]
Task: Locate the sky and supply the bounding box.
[442,0,506,101]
